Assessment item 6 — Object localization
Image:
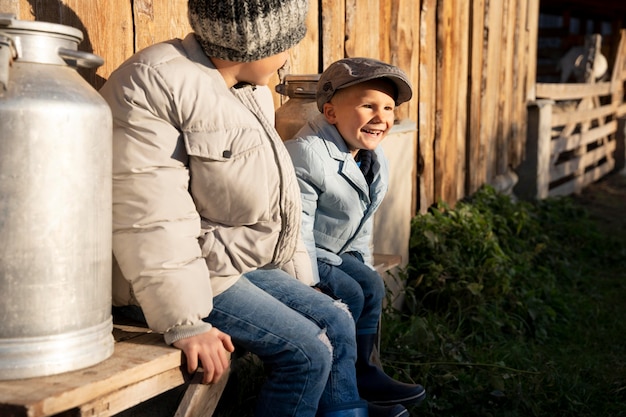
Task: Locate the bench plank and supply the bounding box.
[174,369,230,417]
[78,367,186,417]
[0,326,187,417]
[373,253,402,274]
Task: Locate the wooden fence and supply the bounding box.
[516,30,626,199]
[0,0,542,214]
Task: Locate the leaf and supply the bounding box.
[467,282,484,296]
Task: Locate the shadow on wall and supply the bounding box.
[26,0,106,89]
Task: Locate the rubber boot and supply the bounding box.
[368,402,410,417]
[317,401,368,417]
[356,334,426,406]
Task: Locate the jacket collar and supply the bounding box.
[309,114,378,199]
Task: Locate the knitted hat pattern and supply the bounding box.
[188,0,308,62]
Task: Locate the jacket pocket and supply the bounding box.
[184,129,272,225]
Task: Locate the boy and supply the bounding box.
[285,57,426,407]
[99,2,378,416]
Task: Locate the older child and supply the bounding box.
[99,2,377,416]
[285,57,426,408]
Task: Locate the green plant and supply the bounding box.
[378,184,626,417]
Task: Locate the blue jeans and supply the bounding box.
[207,268,363,416]
[316,252,385,336]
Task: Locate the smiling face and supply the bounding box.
[322,79,396,157]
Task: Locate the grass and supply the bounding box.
[380,175,626,417]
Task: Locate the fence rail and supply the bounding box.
[516,29,626,199]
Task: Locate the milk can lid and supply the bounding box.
[0,13,83,42]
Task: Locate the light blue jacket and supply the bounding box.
[285,114,389,284]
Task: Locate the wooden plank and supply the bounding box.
[71,0,134,88]
[274,0,319,108]
[549,160,614,197]
[174,369,230,417]
[550,139,617,180]
[433,0,445,205]
[0,0,21,15]
[390,0,419,123]
[536,82,612,100]
[515,100,553,200]
[458,0,470,200]
[467,0,486,194]
[496,0,515,177]
[287,0,319,75]
[378,0,392,62]
[550,120,617,155]
[132,0,190,52]
[320,0,345,70]
[610,30,626,115]
[0,330,184,417]
[345,0,382,59]
[8,0,133,89]
[551,102,616,127]
[435,0,467,205]
[509,0,529,167]
[454,0,470,201]
[373,253,404,311]
[373,253,402,274]
[417,0,437,213]
[390,0,420,215]
[482,0,504,183]
[77,367,186,417]
[552,96,594,141]
[525,0,540,102]
[610,29,626,93]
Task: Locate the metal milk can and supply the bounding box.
[275,74,320,140]
[0,14,113,380]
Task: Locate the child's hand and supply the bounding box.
[173,327,235,384]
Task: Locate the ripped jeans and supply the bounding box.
[207,268,362,417]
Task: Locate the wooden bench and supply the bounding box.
[0,253,401,417]
[0,319,229,417]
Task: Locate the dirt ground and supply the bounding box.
[571,169,626,238]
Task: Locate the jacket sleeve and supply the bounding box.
[284,138,325,284]
[281,236,315,286]
[100,62,213,343]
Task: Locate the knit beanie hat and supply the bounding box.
[188,0,308,62]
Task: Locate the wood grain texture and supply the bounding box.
[133,0,191,51]
[467,0,487,194]
[0,329,184,417]
[418,0,437,212]
[321,0,346,69]
[0,0,578,226]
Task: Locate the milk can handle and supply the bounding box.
[0,34,16,91]
[58,48,104,69]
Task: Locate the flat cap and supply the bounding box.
[316,57,412,112]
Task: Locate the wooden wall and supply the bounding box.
[0,0,540,213]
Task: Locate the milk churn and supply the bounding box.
[0,14,113,380]
[275,74,320,140]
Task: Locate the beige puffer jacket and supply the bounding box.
[100,33,311,344]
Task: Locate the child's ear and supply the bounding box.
[323,102,337,124]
